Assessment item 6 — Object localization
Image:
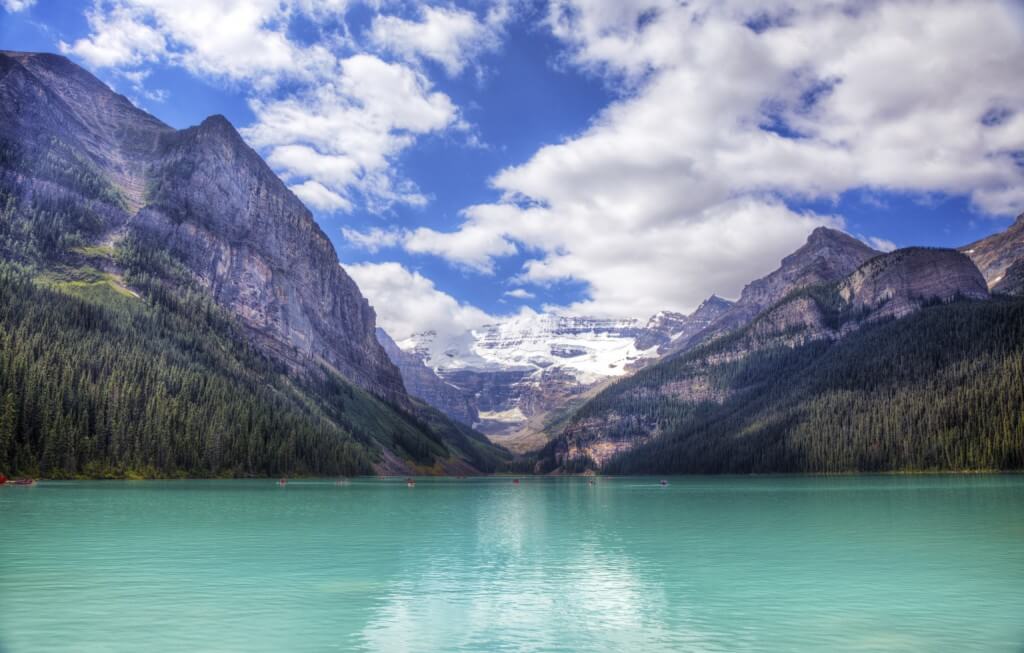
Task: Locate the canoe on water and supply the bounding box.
[0,476,36,485]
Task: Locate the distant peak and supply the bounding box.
[807,226,848,242]
[195,114,250,149]
[803,226,876,253]
[200,114,235,131]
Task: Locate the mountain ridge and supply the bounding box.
[539,242,1004,472]
[0,50,509,477]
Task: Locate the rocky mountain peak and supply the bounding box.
[738,228,878,313]
[1,50,170,210]
[1,50,410,407]
[960,212,1024,290]
[783,227,877,267]
[694,294,734,315]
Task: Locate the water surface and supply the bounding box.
[2,476,1022,651]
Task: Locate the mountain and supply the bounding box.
[538,244,1011,473]
[0,50,508,477]
[635,296,734,352]
[960,212,1024,292]
[1,50,402,401]
[390,308,741,451]
[598,296,1023,474]
[376,328,478,426]
[993,259,1024,296]
[398,315,656,450]
[383,229,875,453]
[660,227,879,357]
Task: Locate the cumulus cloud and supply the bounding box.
[503,288,535,299]
[342,261,495,342]
[61,1,338,85]
[59,0,477,213]
[341,226,403,253]
[369,3,511,77]
[407,0,1024,317]
[342,217,519,274]
[3,0,35,11]
[291,180,352,212]
[863,236,898,253]
[244,54,458,211]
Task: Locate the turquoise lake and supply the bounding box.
[1,476,1022,652]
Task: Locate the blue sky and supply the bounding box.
[2,0,1022,342]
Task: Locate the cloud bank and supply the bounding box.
[352,0,1024,318]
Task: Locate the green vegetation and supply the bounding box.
[0,136,124,261]
[0,259,366,478]
[542,298,1024,474]
[0,249,509,478]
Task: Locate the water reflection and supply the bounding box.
[360,480,723,652]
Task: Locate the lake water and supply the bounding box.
[1,476,1022,652]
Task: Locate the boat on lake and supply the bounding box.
[0,475,35,486]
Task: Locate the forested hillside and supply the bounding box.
[0,256,510,478]
[539,297,1024,474]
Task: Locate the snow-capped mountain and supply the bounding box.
[388,306,732,448]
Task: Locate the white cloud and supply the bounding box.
[341,226,402,252]
[342,261,495,343]
[369,3,510,77]
[403,221,518,274]
[863,236,898,253]
[341,216,519,273]
[3,0,36,12]
[60,4,167,68]
[409,0,1024,317]
[291,180,352,212]
[503,288,535,299]
[61,1,340,86]
[240,54,458,211]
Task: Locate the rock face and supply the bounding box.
[993,259,1024,296]
[0,51,408,405]
[741,227,880,311]
[960,213,1024,291]
[546,245,991,472]
[661,228,879,356]
[376,328,478,426]
[634,296,735,352]
[748,248,989,344]
[838,248,989,319]
[0,50,168,213]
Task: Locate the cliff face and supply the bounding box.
[0,50,168,212]
[838,248,989,319]
[376,328,478,426]
[134,116,407,402]
[662,228,879,356]
[0,51,408,405]
[993,259,1024,296]
[961,213,1024,292]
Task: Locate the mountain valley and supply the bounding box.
[1,49,1022,477]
